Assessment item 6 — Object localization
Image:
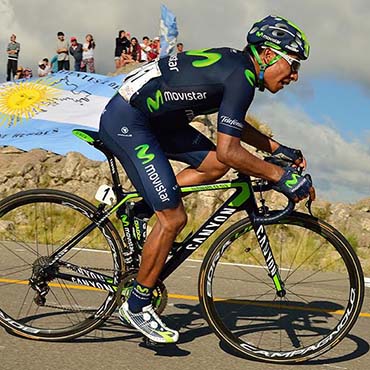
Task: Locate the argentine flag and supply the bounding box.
[160,4,179,58]
[0,71,124,160]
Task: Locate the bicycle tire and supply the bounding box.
[198,212,364,363]
[0,189,125,341]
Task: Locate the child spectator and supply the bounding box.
[82,34,96,73]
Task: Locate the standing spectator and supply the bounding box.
[130,37,141,62]
[114,30,130,69]
[140,36,151,63]
[176,42,184,53]
[69,37,83,71]
[6,34,20,81]
[14,66,24,80]
[82,34,96,73]
[37,59,51,77]
[56,31,70,71]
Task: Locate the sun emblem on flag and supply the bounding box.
[0,79,60,127]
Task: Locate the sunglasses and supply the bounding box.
[272,48,301,73]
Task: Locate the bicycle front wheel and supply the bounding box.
[199,212,364,363]
[0,189,124,341]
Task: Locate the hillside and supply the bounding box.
[0,116,369,274]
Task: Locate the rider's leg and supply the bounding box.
[136,203,187,287]
[176,149,229,186]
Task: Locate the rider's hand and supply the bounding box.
[272,144,306,170]
[272,167,316,203]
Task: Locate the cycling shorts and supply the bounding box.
[99,94,215,211]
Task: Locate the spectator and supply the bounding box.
[50,55,58,73]
[69,36,83,71]
[6,34,20,81]
[114,30,130,69]
[82,34,96,73]
[14,66,24,80]
[140,36,151,63]
[56,31,70,71]
[130,37,141,62]
[23,68,32,79]
[147,37,160,61]
[176,42,184,53]
[37,59,51,77]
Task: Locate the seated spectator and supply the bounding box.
[114,30,130,69]
[176,42,184,53]
[14,66,24,80]
[130,37,141,62]
[38,59,51,77]
[147,37,160,61]
[23,68,33,79]
[140,36,151,63]
[50,55,58,73]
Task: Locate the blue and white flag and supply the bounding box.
[0,71,124,160]
[159,4,179,58]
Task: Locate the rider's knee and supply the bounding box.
[157,206,187,235]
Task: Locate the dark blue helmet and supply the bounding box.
[247,15,310,60]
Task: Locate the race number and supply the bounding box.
[118,61,162,102]
[95,185,116,206]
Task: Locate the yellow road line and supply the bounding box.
[1,277,369,318]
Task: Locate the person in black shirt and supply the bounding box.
[114,30,131,69]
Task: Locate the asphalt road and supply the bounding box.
[1,258,369,370]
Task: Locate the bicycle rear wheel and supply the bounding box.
[199,212,364,363]
[0,189,124,340]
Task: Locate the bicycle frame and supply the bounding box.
[49,173,285,296]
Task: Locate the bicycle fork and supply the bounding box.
[253,223,286,297]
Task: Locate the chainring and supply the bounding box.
[116,270,168,315]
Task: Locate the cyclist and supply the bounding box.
[99,15,315,344]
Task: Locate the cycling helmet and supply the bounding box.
[247,15,310,60]
[246,15,310,91]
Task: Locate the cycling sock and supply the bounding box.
[127,280,153,313]
[133,199,154,219]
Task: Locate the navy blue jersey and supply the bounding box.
[118,47,257,138]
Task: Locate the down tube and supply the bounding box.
[159,180,252,281]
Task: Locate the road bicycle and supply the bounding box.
[0,128,364,364]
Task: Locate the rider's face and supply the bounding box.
[263,49,299,94]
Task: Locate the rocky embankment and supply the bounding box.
[0,117,369,274]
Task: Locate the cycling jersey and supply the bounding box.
[119,47,256,138]
[99,47,257,211]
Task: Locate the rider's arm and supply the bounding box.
[217,133,284,182]
[216,66,284,182]
[240,121,279,153]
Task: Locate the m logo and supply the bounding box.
[185,49,222,68]
[146,90,163,112]
[135,144,155,164]
[285,173,301,188]
[136,284,149,294]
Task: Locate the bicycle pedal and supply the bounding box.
[141,337,167,348]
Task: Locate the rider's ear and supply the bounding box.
[262,48,274,64]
